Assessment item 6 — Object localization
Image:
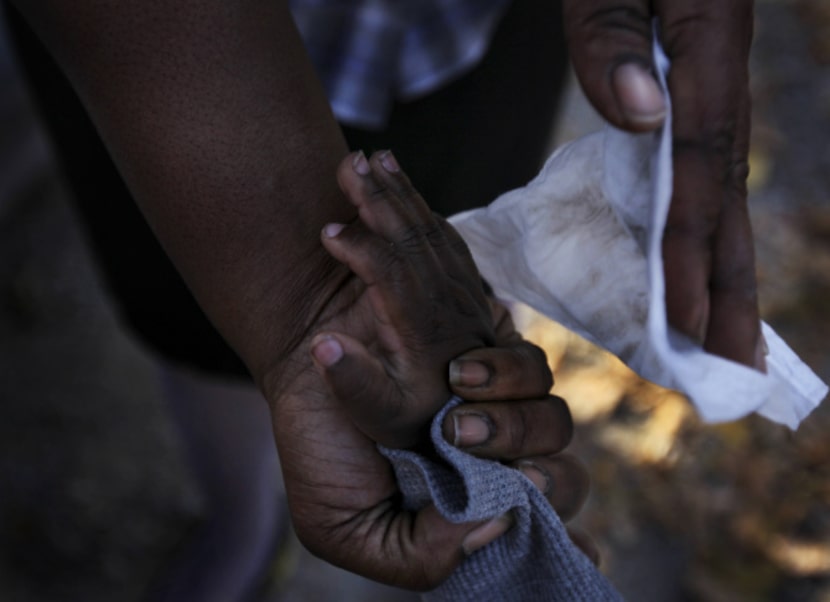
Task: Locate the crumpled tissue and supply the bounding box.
[449,48,827,430]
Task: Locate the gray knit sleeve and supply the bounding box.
[380,397,622,602]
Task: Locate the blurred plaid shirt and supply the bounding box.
[289,0,511,129]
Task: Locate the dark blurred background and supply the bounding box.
[0,0,827,600]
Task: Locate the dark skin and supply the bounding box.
[11,0,759,589]
[564,0,763,370]
[289,150,593,585]
[11,0,588,589]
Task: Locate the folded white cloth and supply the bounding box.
[450,43,827,429]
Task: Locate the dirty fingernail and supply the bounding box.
[311,335,343,367]
[379,150,400,173]
[323,223,345,238]
[613,63,666,127]
[353,151,370,175]
[450,411,492,448]
[449,359,490,388]
[462,513,514,556]
[518,461,552,496]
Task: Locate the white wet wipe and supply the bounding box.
[450,43,827,429]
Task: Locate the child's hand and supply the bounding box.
[311,150,495,449]
[273,151,594,586]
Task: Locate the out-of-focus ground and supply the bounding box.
[524,1,830,600]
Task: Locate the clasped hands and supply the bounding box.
[265,0,763,589]
[266,150,593,590]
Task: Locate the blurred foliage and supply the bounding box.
[522,299,828,600]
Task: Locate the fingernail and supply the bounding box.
[462,513,514,556]
[613,63,666,127]
[450,411,492,448]
[352,151,370,175]
[379,150,400,173]
[449,359,490,388]
[311,335,343,367]
[518,461,552,496]
[323,223,345,238]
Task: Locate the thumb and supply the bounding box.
[333,504,514,591]
[563,0,665,131]
[310,331,413,448]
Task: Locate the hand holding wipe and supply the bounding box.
[450,36,827,429]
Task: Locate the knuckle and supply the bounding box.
[703,124,749,194]
[447,281,484,320]
[365,243,403,284]
[567,4,651,41]
[367,181,391,201]
[395,223,428,251]
[393,179,420,204]
[423,221,446,248]
[670,123,749,234]
[506,406,531,456]
[661,0,753,53]
[674,121,737,170]
[711,261,758,297]
[663,210,719,242]
[394,221,446,253]
[548,395,574,447]
[660,9,713,51]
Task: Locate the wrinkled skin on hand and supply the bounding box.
[564,0,764,370]
[266,151,593,590]
[313,154,496,450]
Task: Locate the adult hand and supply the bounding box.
[267,151,592,591]
[13,0,593,586]
[563,0,764,370]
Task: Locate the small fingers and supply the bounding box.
[336,150,416,240]
[441,396,572,460]
[321,218,415,331]
[449,342,553,401]
[371,150,435,224]
[336,150,440,246]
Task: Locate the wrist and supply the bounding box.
[255,257,364,406]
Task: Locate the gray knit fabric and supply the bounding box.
[381,397,622,601]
